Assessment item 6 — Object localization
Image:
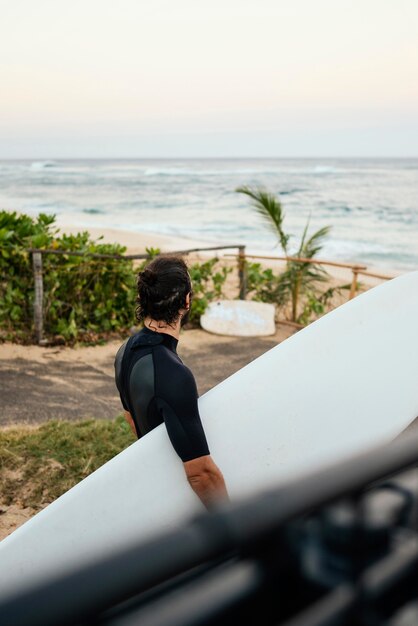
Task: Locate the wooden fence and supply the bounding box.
[226,252,395,301]
[28,245,395,345]
[28,245,246,345]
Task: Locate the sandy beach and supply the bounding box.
[57,220,402,287]
[56,219,236,256]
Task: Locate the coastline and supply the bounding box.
[55,219,404,289]
[55,219,228,256]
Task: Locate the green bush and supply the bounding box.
[244,260,349,325]
[0,211,233,343]
[244,260,287,306]
[0,212,55,336]
[188,257,232,325]
[0,211,137,342]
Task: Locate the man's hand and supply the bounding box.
[183,455,229,510]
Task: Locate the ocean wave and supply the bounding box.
[0,158,416,271]
[30,161,58,170]
[143,167,280,177]
[312,166,341,174]
[280,188,305,196]
[322,238,387,257]
[82,208,104,214]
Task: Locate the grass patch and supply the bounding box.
[0,416,136,511]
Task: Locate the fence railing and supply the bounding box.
[226,252,396,300]
[28,245,397,345]
[28,245,246,345]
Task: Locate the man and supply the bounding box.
[114,255,228,510]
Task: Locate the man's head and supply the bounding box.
[136,255,192,327]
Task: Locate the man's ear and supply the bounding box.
[185,292,191,309]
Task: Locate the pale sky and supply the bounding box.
[1,0,417,158]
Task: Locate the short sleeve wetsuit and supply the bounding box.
[114,326,210,462]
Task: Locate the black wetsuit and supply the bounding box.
[114,326,210,462]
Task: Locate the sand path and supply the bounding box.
[0,326,295,427]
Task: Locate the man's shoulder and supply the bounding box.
[155,347,197,388]
[115,338,128,361]
[115,328,162,360]
[114,337,131,382]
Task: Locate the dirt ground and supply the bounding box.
[0,325,295,426]
[0,324,297,539]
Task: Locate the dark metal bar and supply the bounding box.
[0,520,236,626]
[1,432,417,626]
[282,534,418,626]
[217,431,418,546]
[112,561,262,626]
[281,586,355,626]
[360,534,418,599]
[388,601,418,626]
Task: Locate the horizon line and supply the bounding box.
[1,155,417,161]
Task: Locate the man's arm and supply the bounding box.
[155,357,229,509]
[183,455,229,510]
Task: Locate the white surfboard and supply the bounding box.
[0,272,417,598]
[200,300,276,336]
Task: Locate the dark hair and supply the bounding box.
[136,255,192,325]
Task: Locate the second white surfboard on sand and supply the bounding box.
[0,272,417,598]
[200,300,276,336]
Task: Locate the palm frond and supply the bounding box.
[236,186,289,253]
[237,184,332,322]
[297,214,311,255]
[301,225,331,259]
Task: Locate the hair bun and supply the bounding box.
[140,267,158,287]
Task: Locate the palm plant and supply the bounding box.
[236,186,331,323]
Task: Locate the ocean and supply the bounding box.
[0,158,417,271]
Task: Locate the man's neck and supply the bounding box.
[143,317,181,340]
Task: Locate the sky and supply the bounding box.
[0,0,417,158]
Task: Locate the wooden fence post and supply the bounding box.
[349,267,360,300]
[238,245,247,300]
[32,252,44,344]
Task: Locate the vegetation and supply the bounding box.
[0,211,136,342]
[236,186,337,324]
[0,416,135,511]
[244,261,288,306]
[188,257,232,324]
[0,202,347,341]
[0,211,231,343]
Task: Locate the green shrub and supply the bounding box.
[188,257,232,325]
[0,212,55,337]
[0,211,233,342]
[244,261,287,306]
[244,259,349,325]
[0,211,137,342]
